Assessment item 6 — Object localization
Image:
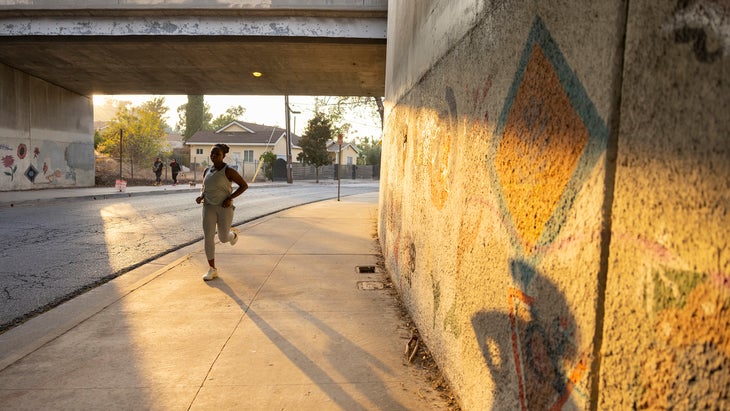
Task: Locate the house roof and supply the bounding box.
[93,120,109,131]
[166,133,185,149]
[326,140,360,154]
[186,121,300,148]
[167,133,184,142]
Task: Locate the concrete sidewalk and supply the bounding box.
[0,192,451,410]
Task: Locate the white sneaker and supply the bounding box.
[202,267,218,281]
[229,228,239,246]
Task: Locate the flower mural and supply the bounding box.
[17,144,27,159]
[2,155,17,181]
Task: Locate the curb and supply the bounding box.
[0,182,299,208]
[1,188,201,208]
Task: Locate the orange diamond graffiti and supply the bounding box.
[489,18,608,262]
[495,45,590,255]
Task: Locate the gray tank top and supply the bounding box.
[202,165,232,206]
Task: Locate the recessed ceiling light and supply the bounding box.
[252,71,263,77]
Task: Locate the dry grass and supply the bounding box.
[372,228,462,410]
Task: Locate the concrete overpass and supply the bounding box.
[0,1,387,96]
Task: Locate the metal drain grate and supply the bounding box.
[357,281,384,290]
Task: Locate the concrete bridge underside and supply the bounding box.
[0,2,387,96]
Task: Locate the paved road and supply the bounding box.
[0,182,379,332]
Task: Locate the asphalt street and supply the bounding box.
[0,182,380,332]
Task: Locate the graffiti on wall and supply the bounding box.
[668,0,729,63]
[471,16,609,409]
[640,267,729,407]
[609,231,730,407]
[379,6,730,408]
[0,141,80,189]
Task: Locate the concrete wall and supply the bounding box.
[0,0,387,12]
[0,63,94,191]
[379,1,729,410]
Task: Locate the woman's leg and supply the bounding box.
[202,204,218,263]
[216,205,235,243]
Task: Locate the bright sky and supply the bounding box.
[92,94,382,140]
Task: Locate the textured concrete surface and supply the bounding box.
[0,192,452,410]
[380,0,728,409]
[599,0,730,409]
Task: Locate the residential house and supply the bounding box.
[185,121,301,181]
[326,140,360,165]
[93,120,110,133]
[166,133,185,150]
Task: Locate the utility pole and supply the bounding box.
[284,95,293,184]
[284,95,301,184]
[337,133,343,201]
[115,128,127,192]
[119,129,123,180]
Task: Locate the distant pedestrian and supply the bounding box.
[195,143,248,281]
[169,158,181,185]
[152,157,163,186]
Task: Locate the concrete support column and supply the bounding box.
[0,63,94,191]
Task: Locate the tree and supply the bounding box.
[97,97,171,179]
[259,151,276,181]
[297,111,333,183]
[356,137,381,165]
[179,95,213,141]
[93,130,104,149]
[313,97,350,137]
[373,96,384,128]
[140,97,171,131]
[210,105,246,131]
[314,96,384,136]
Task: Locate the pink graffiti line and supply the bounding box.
[709,270,730,291]
[613,232,676,262]
[464,194,527,252]
[509,287,591,410]
[508,287,534,411]
[533,230,600,256]
[550,352,589,411]
[467,77,493,125]
[468,77,493,110]
[538,230,730,292]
